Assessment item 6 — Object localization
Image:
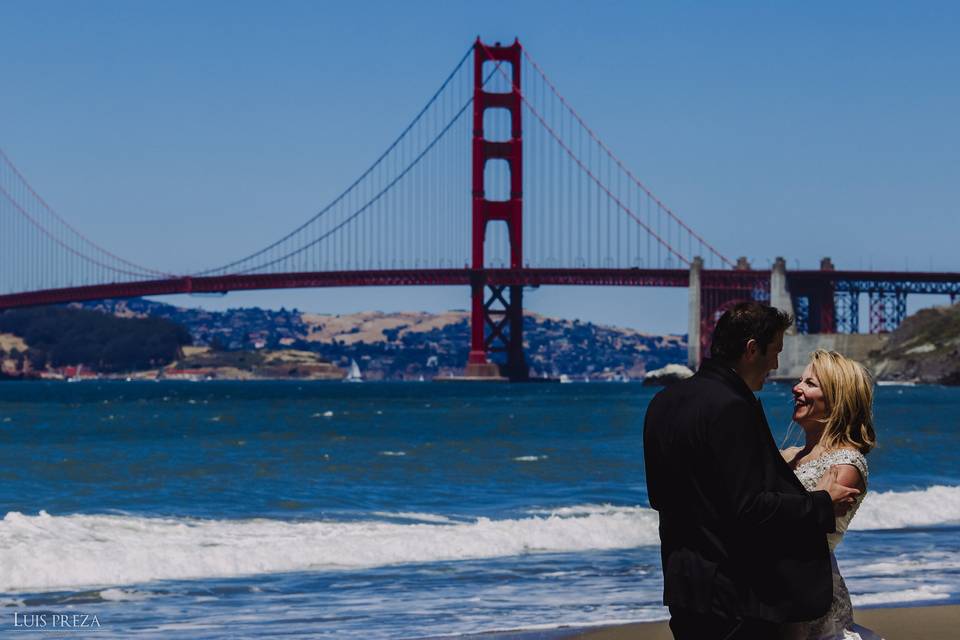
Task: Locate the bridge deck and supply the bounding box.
[2,268,958,311]
[0,269,690,309]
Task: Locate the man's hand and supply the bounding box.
[815,466,860,516]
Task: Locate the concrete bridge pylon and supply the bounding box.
[770,256,797,334]
[687,257,703,369]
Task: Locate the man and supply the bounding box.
[644,302,858,639]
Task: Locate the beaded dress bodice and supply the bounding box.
[793,448,869,552]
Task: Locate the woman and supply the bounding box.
[781,350,882,640]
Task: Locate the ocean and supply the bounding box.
[1,381,958,638]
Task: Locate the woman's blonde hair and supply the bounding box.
[809,349,876,454]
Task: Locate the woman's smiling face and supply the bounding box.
[792,363,827,429]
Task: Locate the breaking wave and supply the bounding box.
[0,506,659,592]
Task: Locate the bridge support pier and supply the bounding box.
[869,290,907,333]
[466,277,528,380]
[694,258,771,368]
[466,278,501,377]
[790,258,838,334]
[770,257,797,332]
[834,290,860,334]
[687,257,702,369]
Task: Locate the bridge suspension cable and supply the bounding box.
[521,49,734,269]
[0,149,172,278]
[0,148,173,296]
[232,88,478,275]
[496,44,733,270]
[194,45,480,277]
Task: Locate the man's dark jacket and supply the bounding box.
[643,359,835,623]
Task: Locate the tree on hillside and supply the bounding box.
[0,306,192,372]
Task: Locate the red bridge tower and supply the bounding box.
[465,38,529,380]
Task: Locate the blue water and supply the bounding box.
[1,382,958,638]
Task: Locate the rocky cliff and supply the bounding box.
[868,302,960,384]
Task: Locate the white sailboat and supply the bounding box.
[343,358,364,383]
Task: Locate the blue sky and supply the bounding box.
[1,1,957,333]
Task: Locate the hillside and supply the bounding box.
[170,346,343,380]
[72,299,687,380]
[868,302,960,384]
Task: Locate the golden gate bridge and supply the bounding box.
[2,39,958,379]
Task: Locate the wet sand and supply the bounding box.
[473,604,959,639]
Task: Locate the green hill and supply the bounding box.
[0,306,191,374]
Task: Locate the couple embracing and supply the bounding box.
[644,302,881,639]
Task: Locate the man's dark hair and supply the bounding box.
[709,302,793,362]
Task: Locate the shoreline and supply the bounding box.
[468,604,960,639]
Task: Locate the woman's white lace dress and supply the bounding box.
[788,449,883,640]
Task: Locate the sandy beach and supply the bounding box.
[474,605,960,639]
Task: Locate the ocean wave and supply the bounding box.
[0,507,660,593]
[840,550,960,578]
[4,485,956,594]
[99,588,154,602]
[851,584,952,606]
[535,487,960,530]
[850,484,960,530]
[369,511,459,524]
[527,504,645,517]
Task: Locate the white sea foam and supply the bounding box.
[369,511,458,524]
[840,551,960,578]
[0,507,660,593]
[513,455,547,462]
[99,588,154,602]
[852,584,952,606]
[850,484,960,530]
[527,504,644,517]
[533,486,960,532]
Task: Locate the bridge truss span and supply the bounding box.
[787,270,960,334]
